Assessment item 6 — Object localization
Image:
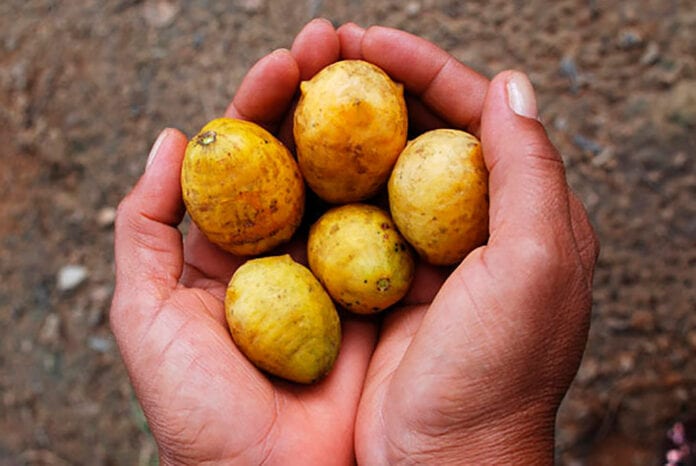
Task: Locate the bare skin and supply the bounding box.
[110,19,598,465]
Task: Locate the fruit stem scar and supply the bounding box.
[376,278,390,292]
[197,130,217,146]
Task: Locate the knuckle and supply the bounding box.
[114,191,137,231]
[525,140,565,174]
[513,235,563,276]
[508,233,590,299]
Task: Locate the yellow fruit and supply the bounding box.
[225,255,341,384]
[181,118,304,256]
[307,204,414,314]
[388,129,489,266]
[294,60,408,203]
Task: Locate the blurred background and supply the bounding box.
[1,0,694,464]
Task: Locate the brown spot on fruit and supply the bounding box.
[197,130,217,146]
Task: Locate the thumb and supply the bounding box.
[113,128,188,303]
[481,70,573,246]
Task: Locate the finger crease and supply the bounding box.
[418,55,452,97]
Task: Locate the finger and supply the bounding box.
[405,95,449,135]
[337,22,365,59]
[182,223,245,283]
[401,262,451,305]
[267,315,377,463]
[113,128,187,301]
[481,70,573,244]
[356,304,427,425]
[358,26,489,133]
[224,49,300,130]
[290,18,340,80]
[375,304,428,367]
[278,18,342,149]
[275,100,299,151]
[316,316,377,396]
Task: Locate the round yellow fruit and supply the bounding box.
[388,129,489,266]
[225,254,341,384]
[181,118,305,256]
[307,204,414,314]
[294,60,408,204]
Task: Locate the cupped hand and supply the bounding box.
[338,24,599,464]
[110,19,376,465]
[111,18,599,465]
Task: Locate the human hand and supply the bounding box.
[338,24,599,464]
[110,19,377,465]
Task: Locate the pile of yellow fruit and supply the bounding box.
[181,60,489,384]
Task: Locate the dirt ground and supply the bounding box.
[1,0,694,464]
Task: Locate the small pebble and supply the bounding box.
[97,207,116,228]
[405,1,421,17]
[240,0,264,13]
[617,29,643,49]
[640,41,660,65]
[90,285,113,304]
[573,134,603,155]
[142,0,180,28]
[617,352,636,372]
[57,265,88,291]
[38,314,61,346]
[560,56,580,93]
[88,336,114,353]
[591,146,616,168]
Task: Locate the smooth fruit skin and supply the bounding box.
[388,129,489,266]
[225,255,341,384]
[181,118,305,256]
[294,60,408,204]
[307,204,415,314]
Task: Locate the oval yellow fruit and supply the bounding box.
[225,254,341,384]
[181,118,305,256]
[388,129,489,266]
[307,204,414,314]
[294,60,408,204]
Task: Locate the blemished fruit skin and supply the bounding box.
[388,129,489,266]
[307,204,415,314]
[181,118,305,256]
[225,255,341,384]
[294,60,408,204]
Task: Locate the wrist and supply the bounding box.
[384,404,556,465]
[445,417,554,465]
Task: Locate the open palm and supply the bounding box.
[337,25,599,464]
[110,20,376,465]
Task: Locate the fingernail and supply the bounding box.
[507,71,538,119]
[312,17,334,27]
[146,129,168,170]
